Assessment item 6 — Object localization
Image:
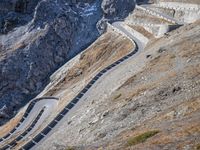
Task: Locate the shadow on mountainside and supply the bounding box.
[0,0,136,126]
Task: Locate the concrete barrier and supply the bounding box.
[183,12,200,23]
[125,20,160,36]
[157,2,200,11]
[119,22,149,45]
[107,23,135,45]
[125,20,182,38]
[126,20,163,27]
[148,3,200,23]
[33,97,59,101]
[136,5,180,24]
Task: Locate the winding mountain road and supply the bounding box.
[113,22,146,50]
[0,22,147,150]
[0,1,189,149]
[0,97,59,150]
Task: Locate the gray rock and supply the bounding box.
[0,0,136,125]
[101,0,135,20]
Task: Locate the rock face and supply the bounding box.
[97,0,135,32]
[101,0,135,20]
[0,0,135,125]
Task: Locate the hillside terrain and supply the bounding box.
[0,0,135,125]
[34,20,200,150]
[0,0,200,150]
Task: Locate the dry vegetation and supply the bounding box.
[0,111,23,137]
[45,30,133,98]
[129,8,172,24]
[96,21,200,150]
[1,6,200,150]
[126,130,160,146]
[128,24,154,39]
[0,29,134,148]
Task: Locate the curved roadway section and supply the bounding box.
[12,22,146,150]
[1,22,147,150]
[0,3,187,149]
[0,97,58,150]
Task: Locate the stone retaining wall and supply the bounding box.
[156,2,200,11]
[150,3,200,23]
[107,23,135,44]
[120,22,149,45]
[136,5,177,24]
[125,20,181,38]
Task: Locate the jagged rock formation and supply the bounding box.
[101,0,135,19]
[0,0,135,125]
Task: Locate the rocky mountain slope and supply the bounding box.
[33,20,200,150]
[0,0,135,125]
[0,0,199,150]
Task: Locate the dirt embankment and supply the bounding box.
[45,30,133,97]
[35,21,200,150]
[99,21,200,150]
[0,28,134,146]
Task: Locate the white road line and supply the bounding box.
[32,140,37,144]
[70,102,75,105]
[59,114,64,117]
[47,126,52,129]
[8,144,12,148]
[64,107,70,111]
[84,87,89,90]
[75,97,80,100]
[40,133,46,137]
[6,133,11,136]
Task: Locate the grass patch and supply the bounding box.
[66,147,75,150]
[196,144,200,150]
[170,54,176,59]
[126,130,160,146]
[113,93,122,100]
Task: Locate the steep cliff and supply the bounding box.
[0,0,135,125]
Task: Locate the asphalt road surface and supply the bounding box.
[1,22,146,150]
